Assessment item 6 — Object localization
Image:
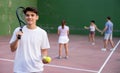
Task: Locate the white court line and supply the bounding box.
[0,58,98,73]
[0,58,14,62]
[98,40,120,73]
[1,40,119,73]
[45,64,98,73]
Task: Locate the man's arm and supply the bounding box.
[41,49,48,57]
[10,39,19,52]
[95,25,102,32]
[10,31,23,52]
[102,26,107,33]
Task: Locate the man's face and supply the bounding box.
[25,11,38,25]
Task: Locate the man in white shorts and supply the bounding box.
[101,16,114,51]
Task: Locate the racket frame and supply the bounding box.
[16,7,26,39]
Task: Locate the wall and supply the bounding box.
[0,0,37,35]
[37,0,120,37]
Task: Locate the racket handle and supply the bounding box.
[17,28,22,39]
[17,35,21,39]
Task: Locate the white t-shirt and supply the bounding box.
[58,25,69,36]
[89,25,95,32]
[9,25,50,73]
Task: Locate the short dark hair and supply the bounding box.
[107,16,111,20]
[23,7,38,15]
[91,20,95,23]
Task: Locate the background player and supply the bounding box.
[58,20,69,59]
[101,16,114,51]
[84,20,102,45]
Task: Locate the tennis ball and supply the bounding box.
[42,56,52,64]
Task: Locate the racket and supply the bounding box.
[16,7,26,39]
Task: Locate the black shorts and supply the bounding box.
[90,31,95,35]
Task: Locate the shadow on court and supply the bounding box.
[0,34,120,73]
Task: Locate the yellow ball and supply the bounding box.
[43,56,52,64]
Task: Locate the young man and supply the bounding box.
[9,7,50,73]
[101,16,114,51]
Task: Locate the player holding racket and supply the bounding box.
[9,7,50,73]
[84,20,102,45]
[58,20,69,59]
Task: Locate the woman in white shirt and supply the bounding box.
[58,20,69,59]
[84,20,101,45]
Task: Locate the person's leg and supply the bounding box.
[91,32,95,45]
[64,43,69,58]
[110,39,114,48]
[110,34,114,48]
[89,33,92,42]
[104,39,108,49]
[104,34,110,49]
[58,43,63,58]
[101,34,109,51]
[109,34,114,50]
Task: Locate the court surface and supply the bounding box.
[0,34,120,73]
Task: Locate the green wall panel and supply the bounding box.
[0,0,37,35]
[38,0,120,37]
[0,0,120,37]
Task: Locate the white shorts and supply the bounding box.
[104,33,112,40]
[58,36,69,44]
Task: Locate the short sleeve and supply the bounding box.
[9,27,20,44]
[67,26,69,31]
[41,31,50,49]
[58,26,61,30]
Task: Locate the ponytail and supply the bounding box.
[61,20,66,29]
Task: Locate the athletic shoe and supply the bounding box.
[101,48,107,51]
[58,56,62,59]
[110,48,114,51]
[92,43,95,45]
[65,56,68,59]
